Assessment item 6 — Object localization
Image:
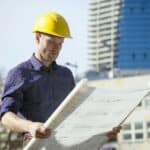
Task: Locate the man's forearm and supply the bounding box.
[1,111,33,133]
[1,112,51,139]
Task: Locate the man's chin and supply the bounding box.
[51,56,57,61]
[48,57,56,62]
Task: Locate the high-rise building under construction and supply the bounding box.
[88,0,150,77]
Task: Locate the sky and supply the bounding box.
[0,0,89,77]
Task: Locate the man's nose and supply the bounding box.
[53,43,61,50]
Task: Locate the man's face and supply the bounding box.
[37,33,64,62]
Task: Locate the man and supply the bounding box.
[0,12,121,148]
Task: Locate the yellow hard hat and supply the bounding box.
[32,12,71,38]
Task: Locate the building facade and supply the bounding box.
[88,75,150,150]
[88,0,150,77]
[118,103,150,150]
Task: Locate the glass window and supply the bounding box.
[147,132,150,139]
[132,53,136,60]
[129,7,134,12]
[135,122,143,130]
[123,133,132,140]
[147,122,150,129]
[143,53,147,59]
[141,7,145,12]
[123,123,131,130]
[135,133,143,140]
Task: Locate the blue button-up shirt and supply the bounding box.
[0,55,75,122]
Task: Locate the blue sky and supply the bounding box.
[0,0,89,76]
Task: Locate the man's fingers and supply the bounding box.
[113,126,122,133]
[40,127,51,135]
[36,132,50,138]
[35,127,51,138]
[28,122,51,139]
[106,126,122,139]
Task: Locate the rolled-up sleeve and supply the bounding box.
[0,68,24,119]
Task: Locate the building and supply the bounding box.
[88,74,150,150]
[88,0,150,78]
[118,99,150,150]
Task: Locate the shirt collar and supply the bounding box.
[30,54,57,72]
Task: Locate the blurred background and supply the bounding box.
[0,0,150,149]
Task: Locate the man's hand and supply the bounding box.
[27,122,51,139]
[1,112,51,139]
[106,126,122,140]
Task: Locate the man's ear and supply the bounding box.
[35,32,41,44]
